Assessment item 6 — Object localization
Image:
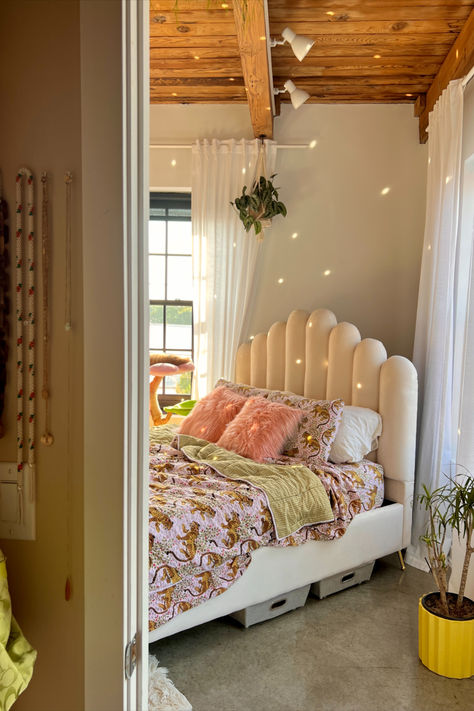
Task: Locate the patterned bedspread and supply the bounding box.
[148,431,384,632]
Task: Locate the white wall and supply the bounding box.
[150,103,427,359]
[0,2,84,709]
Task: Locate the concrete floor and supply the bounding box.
[150,554,474,711]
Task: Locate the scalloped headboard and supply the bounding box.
[235,309,418,547]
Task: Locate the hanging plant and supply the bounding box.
[231,137,288,240]
[232,174,287,238]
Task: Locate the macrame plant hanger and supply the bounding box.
[251,137,271,241]
[0,171,9,439]
[15,168,36,522]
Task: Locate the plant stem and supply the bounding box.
[457,523,473,609]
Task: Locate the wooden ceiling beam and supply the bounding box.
[233,0,273,138]
[270,5,472,22]
[269,0,474,7]
[419,8,474,142]
[269,20,465,35]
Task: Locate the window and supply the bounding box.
[149,193,193,403]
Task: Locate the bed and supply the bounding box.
[148,308,418,644]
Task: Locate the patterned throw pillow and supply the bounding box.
[267,391,344,463]
[215,378,269,399]
[215,379,343,463]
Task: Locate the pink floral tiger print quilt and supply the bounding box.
[148,430,384,632]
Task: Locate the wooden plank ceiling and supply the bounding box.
[150,1,474,140]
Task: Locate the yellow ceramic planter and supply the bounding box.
[419,594,474,679]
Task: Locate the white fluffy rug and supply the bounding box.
[149,656,192,711]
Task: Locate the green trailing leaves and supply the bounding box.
[231,173,288,238]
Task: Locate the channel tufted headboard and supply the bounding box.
[235,309,418,547]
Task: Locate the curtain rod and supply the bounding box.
[462,65,474,89]
[149,143,310,149]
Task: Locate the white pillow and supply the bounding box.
[329,406,382,464]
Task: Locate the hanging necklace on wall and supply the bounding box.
[40,172,53,446]
[64,172,72,332]
[64,171,73,601]
[0,171,10,439]
[15,167,36,522]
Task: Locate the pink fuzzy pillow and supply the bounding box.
[178,386,246,442]
[217,396,303,462]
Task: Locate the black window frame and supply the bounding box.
[149,192,193,405]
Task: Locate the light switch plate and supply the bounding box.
[0,462,36,540]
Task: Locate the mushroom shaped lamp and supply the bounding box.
[149,353,195,426]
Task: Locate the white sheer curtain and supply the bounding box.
[407,79,471,570]
[449,75,474,599]
[191,138,277,398]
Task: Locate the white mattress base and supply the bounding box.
[149,502,403,643]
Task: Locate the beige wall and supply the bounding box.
[150,103,427,358]
[0,2,84,709]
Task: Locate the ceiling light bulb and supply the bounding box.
[381,187,390,195]
[323,269,331,276]
[291,232,298,239]
[284,80,310,109]
[278,277,284,284]
[171,159,177,167]
[281,27,314,62]
[309,139,317,148]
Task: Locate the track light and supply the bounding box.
[274,80,310,110]
[270,26,314,62]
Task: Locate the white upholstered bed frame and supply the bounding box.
[149,309,418,643]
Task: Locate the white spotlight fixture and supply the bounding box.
[271,27,314,62]
[274,80,310,110]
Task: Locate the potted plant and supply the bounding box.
[232,173,287,239]
[418,470,474,678]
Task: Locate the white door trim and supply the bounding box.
[122,0,149,708]
[81,0,148,708]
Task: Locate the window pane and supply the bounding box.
[149,206,166,219]
[149,255,165,300]
[149,221,166,253]
[149,305,164,350]
[167,221,192,254]
[167,256,193,301]
[165,305,192,350]
[168,207,191,218]
[164,351,193,395]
